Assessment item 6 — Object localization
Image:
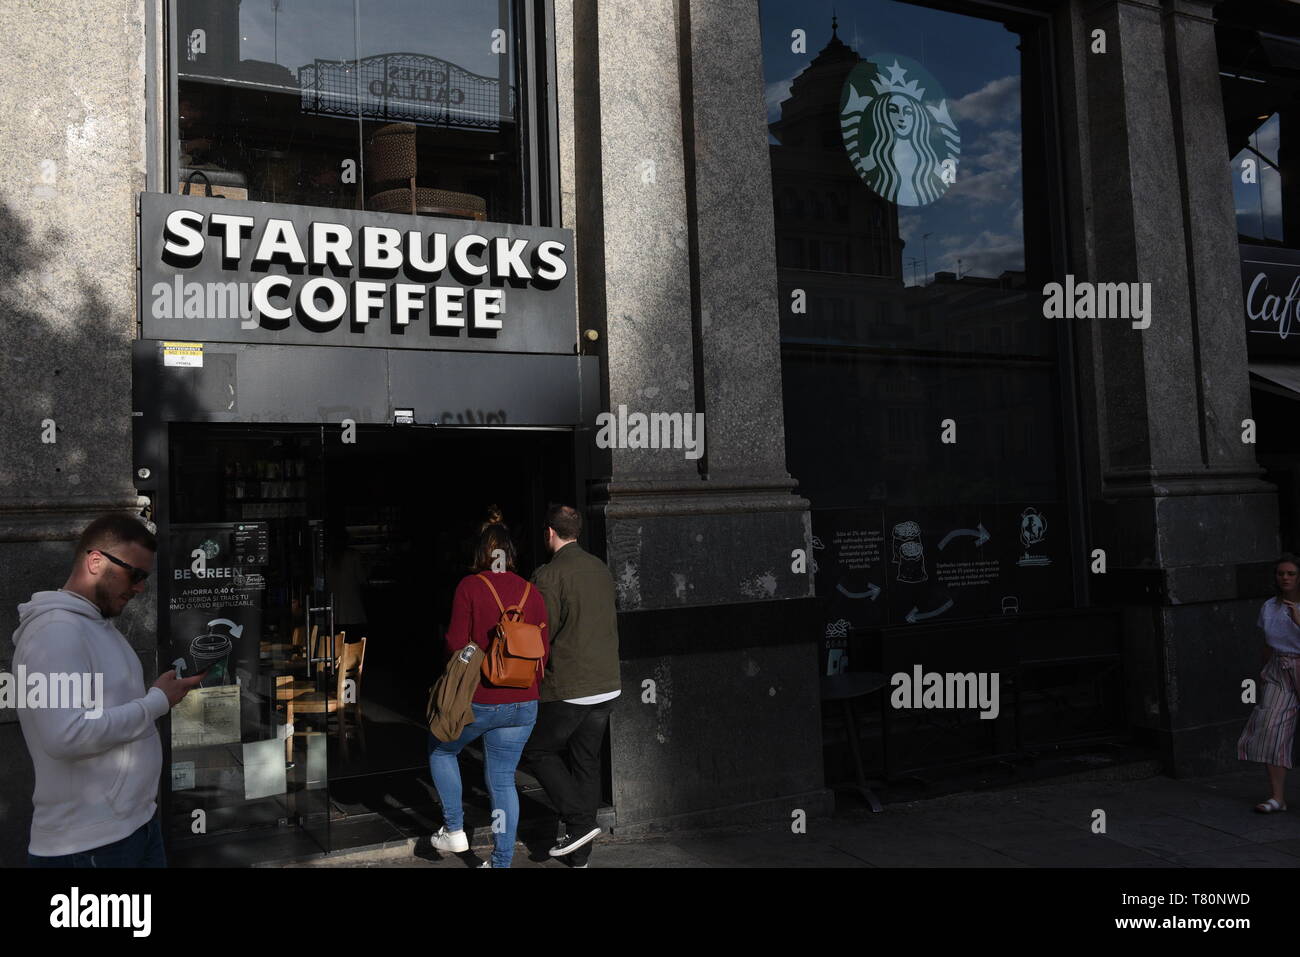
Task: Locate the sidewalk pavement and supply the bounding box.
[288,767,1300,868]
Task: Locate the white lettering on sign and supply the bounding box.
[252,276,293,321]
[535,240,568,281]
[147,202,572,343]
[434,286,465,327]
[299,277,348,327]
[310,222,353,268]
[253,219,307,265]
[408,232,448,275]
[474,288,504,329]
[453,235,489,277]
[1245,272,1300,341]
[491,237,532,281]
[362,226,403,270]
[353,281,387,325]
[394,284,425,326]
[174,567,236,579]
[208,213,255,261]
[163,210,204,258]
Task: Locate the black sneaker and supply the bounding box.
[549,827,601,857]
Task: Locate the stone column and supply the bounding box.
[0,0,153,866]
[568,0,827,829]
[1069,0,1279,774]
[683,0,799,491]
[574,0,812,612]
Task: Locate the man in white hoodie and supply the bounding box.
[12,514,203,867]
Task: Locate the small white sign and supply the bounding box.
[171,761,196,791]
[163,341,203,367]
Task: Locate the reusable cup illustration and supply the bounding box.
[897,539,928,583]
[174,619,241,687]
[892,520,926,582]
[891,521,920,560]
[191,631,233,686]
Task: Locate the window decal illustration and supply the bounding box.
[840,54,959,207]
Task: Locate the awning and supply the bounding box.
[1259,32,1300,73]
[1250,361,1300,400]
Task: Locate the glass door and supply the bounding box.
[164,425,333,855]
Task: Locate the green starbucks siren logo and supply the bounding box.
[840,55,960,207]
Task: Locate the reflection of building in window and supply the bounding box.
[173,0,524,221]
[1218,16,1300,246]
[770,20,904,347]
[299,54,515,129]
[1229,114,1284,243]
[771,6,1065,541]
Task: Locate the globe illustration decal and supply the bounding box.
[1017,507,1052,567]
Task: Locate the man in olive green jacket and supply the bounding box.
[525,504,620,866]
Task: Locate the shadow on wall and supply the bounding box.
[0,196,192,866]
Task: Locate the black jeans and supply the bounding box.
[29,812,165,868]
[524,700,612,841]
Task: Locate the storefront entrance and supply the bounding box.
[159,422,581,862]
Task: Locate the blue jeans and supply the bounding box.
[28,813,166,868]
[428,699,537,868]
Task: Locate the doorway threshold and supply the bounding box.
[171,778,616,868]
[270,801,618,868]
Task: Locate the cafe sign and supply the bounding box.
[139,193,576,355]
[1242,243,1300,358]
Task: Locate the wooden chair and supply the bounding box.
[310,627,335,666]
[274,675,296,763]
[365,122,486,220]
[293,635,367,758]
[293,636,364,713]
[279,630,342,697]
[289,624,316,659]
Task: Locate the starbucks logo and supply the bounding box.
[840,55,960,207]
[199,539,219,560]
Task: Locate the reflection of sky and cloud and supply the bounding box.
[762,0,1024,283]
[1232,113,1283,242]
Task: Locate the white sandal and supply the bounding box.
[1254,798,1287,813]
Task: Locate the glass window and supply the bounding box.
[172,0,529,223]
[761,0,1075,624]
[1217,10,1300,247]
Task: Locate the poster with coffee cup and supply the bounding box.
[168,523,267,688]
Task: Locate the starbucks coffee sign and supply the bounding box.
[840,54,960,207]
[139,193,576,355]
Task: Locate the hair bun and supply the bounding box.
[485,504,503,525]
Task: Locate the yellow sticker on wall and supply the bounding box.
[162,341,203,368]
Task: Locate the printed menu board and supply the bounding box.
[812,503,1071,671]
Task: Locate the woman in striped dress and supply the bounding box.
[1237,554,1300,812]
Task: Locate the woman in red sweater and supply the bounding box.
[428,521,549,868]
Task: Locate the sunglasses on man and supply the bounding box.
[88,549,151,584]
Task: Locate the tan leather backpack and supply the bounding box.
[476,574,546,689]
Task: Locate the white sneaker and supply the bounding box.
[432,826,469,853]
[477,860,492,868]
[549,827,601,857]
